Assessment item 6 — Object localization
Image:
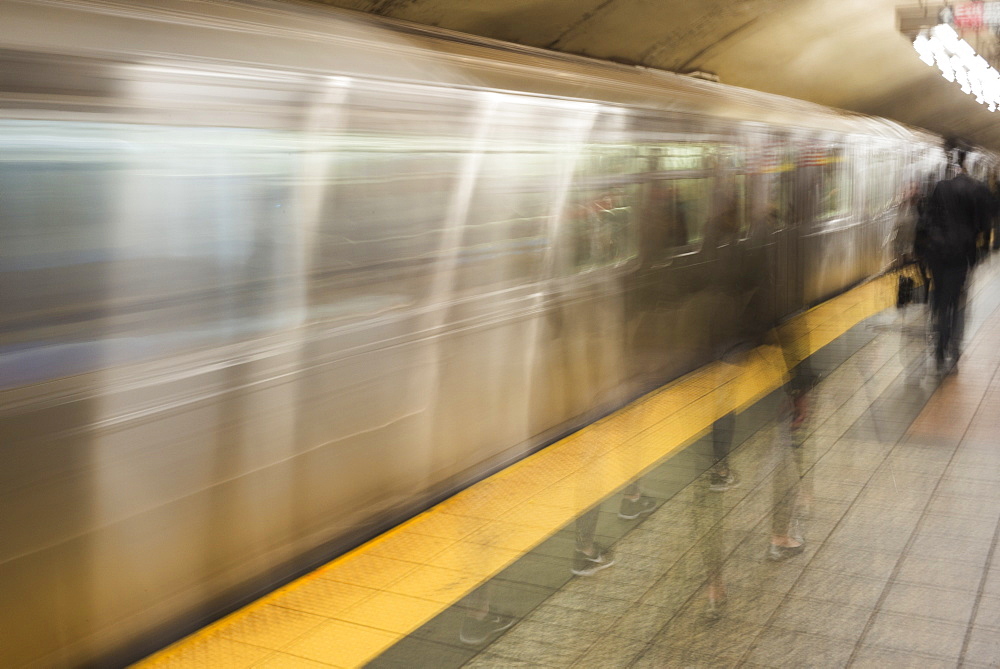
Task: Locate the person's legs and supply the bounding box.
[929,262,959,367]
[951,270,969,363]
[572,508,615,575]
[618,479,657,519]
[710,412,738,491]
[933,264,967,368]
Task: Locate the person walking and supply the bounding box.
[919,148,992,373]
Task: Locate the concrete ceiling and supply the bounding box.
[305,0,1000,150]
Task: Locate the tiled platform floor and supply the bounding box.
[137,256,1000,669]
[370,258,1000,669]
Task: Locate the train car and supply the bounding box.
[0,0,950,665]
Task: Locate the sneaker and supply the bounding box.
[709,471,739,492]
[571,544,616,576]
[459,612,515,645]
[618,495,657,520]
[765,542,805,562]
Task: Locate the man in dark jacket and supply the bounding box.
[921,150,992,372]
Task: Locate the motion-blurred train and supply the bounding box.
[0,0,979,665]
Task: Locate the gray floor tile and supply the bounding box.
[462,652,543,668]
[862,611,967,660]
[723,554,809,595]
[919,512,999,541]
[570,636,648,668]
[895,555,986,592]
[879,582,977,624]
[810,479,866,504]
[970,594,1000,630]
[852,486,933,513]
[810,462,877,487]
[543,589,635,618]
[614,529,691,563]
[926,494,1000,521]
[744,627,855,668]
[789,568,888,609]
[606,602,675,642]
[654,617,766,665]
[559,574,654,605]
[366,637,473,669]
[522,601,622,635]
[945,462,1000,483]
[635,574,699,612]
[962,624,1000,666]
[808,544,901,581]
[850,644,962,668]
[486,624,596,667]
[935,477,1000,501]
[769,595,872,640]
[906,530,992,565]
[826,521,914,554]
[985,569,1000,597]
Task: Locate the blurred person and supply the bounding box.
[989,172,1000,251]
[766,366,812,561]
[892,181,929,308]
[692,456,729,619]
[918,148,992,373]
[709,412,739,491]
[458,583,515,645]
[571,507,616,575]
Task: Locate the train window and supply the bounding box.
[656,143,712,171]
[865,151,891,215]
[314,145,458,313]
[716,174,750,245]
[759,167,796,231]
[308,82,481,310]
[565,184,638,271]
[749,142,795,233]
[644,177,712,253]
[0,121,302,387]
[818,153,851,220]
[453,148,553,291]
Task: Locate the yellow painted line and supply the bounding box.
[133,273,897,669]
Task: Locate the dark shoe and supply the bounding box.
[618,495,657,520]
[459,612,515,644]
[766,542,805,562]
[709,471,739,492]
[571,544,616,576]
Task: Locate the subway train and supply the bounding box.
[0,0,975,665]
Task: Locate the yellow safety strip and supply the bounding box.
[134,273,896,668]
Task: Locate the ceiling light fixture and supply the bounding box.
[913,23,1000,111]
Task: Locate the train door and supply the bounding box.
[545,134,641,420]
[630,136,719,382]
[799,141,856,306]
[745,132,800,323]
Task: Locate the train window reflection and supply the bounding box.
[566,185,637,271]
[313,146,456,315]
[866,151,901,215]
[760,166,795,232]
[644,178,711,253]
[818,151,851,220]
[657,143,711,171]
[713,174,748,246]
[455,149,552,291]
[0,121,300,386]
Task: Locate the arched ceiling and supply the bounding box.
[304,0,1000,150]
